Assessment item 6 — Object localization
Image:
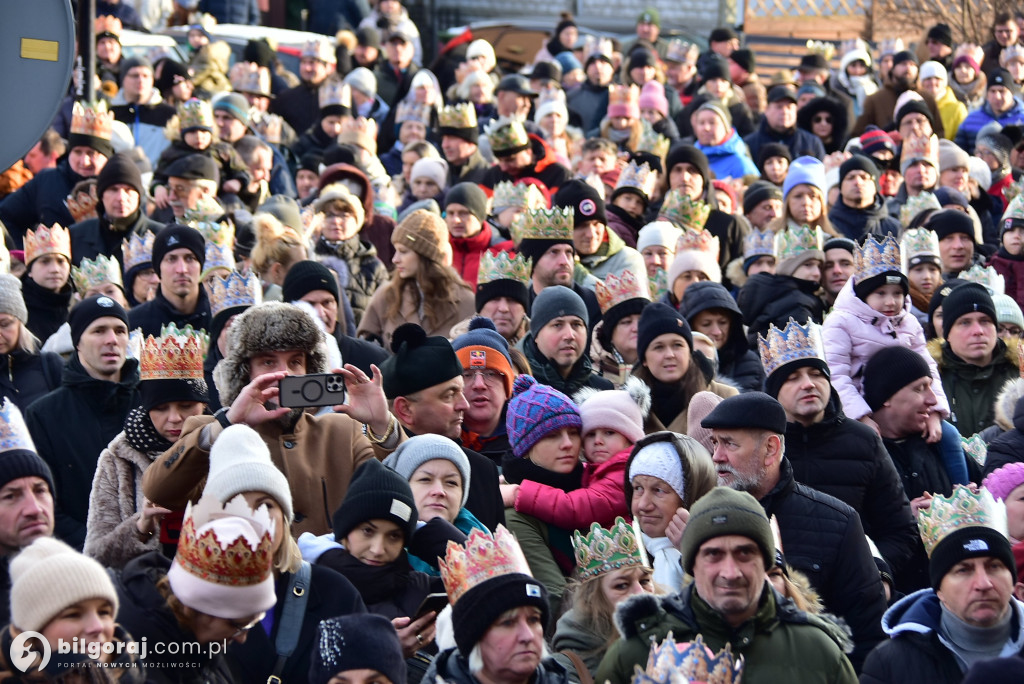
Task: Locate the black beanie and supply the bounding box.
[476,279,530,312]
[665,145,711,187]
[69,295,129,348]
[380,324,464,399]
[928,278,964,330]
[742,180,783,215]
[309,615,406,684]
[926,209,977,243]
[281,260,340,304]
[445,183,489,223]
[243,38,276,68]
[730,48,756,74]
[839,154,879,182]
[928,526,1017,591]
[701,55,732,83]
[598,297,650,349]
[940,282,996,339]
[530,285,588,334]
[97,152,144,199]
[895,99,934,128]
[757,142,792,169]
[636,302,693,362]
[854,271,909,301]
[517,238,574,268]
[765,355,831,400]
[700,392,788,434]
[140,379,209,412]
[862,346,932,411]
[154,58,191,96]
[553,179,607,227]
[0,447,54,500]
[332,459,417,541]
[452,573,549,656]
[823,236,857,255]
[927,23,953,48]
[627,49,658,72]
[151,224,206,271]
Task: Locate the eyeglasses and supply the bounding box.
[461,369,506,386]
[998,324,1023,337]
[229,612,266,639]
[323,209,354,220]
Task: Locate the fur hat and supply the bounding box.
[573,376,651,445]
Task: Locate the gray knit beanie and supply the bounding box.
[0,274,28,324]
[530,285,587,335]
[383,434,471,507]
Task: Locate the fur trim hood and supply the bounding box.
[994,377,1024,431]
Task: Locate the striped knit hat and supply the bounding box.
[505,375,582,458]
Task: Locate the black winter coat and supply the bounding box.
[128,288,213,337]
[22,277,72,353]
[317,548,440,619]
[528,282,603,335]
[519,334,614,397]
[0,160,86,248]
[744,117,827,162]
[828,195,902,242]
[738,272,826,348]
[271,82,320,140]
[982,389,1024,476]
[0,349,63,412]
[678,281,764,392]
[70,210,165,268]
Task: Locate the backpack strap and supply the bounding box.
[267,561,312,683]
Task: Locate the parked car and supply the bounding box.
[161,24,332,74]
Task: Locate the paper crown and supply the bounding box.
[899,191,940,227]
[477,251,532,286]
[900,227,940,267]
[637,122,670,159]
[253,112,284,145]
[122,230,155,273]
[65,182,99,224]
[878,37,905,57]
[492,181,548,211]
[775,224,823,261]
[181,196,224,225]
[631,633,744,684]
[962,434,987,468]
[841,37,871,58]
[805,39,836,61]
[178,98,214,131]
[743,228,776,260]
[758,318,826,378]
[659,190,710,231]
[595,270,651,314]
[24,224,71,265]
[676,228,720,259]
[955,43,984,65]
[959,264,1006,296]
[918,485,1007,557]
[203,244,235,279]
[572,517,648,581]
[648,268,669,300]
[901,134,939,166]
[339,116,377,154]
[302,38,335,63]
[318,78,351,110]
[609,84,639,110]
[139,324,209,381]
[72,255,123,293]
[94,15,122,38]
[394,100,432,125]
[439,526,534,604]
[1003,177,1024,205]
[582,35,614,64]
[665,39,699,64]
[855,234,901,281]
[439,102,477,129]
[70,101,114,141]
[510,207,573,244]
[229,62,271,96]
[485,117,529,153]
[616,161,658,200]
[204,270,263,319]
[0,399,37,455]
[192,220,234,253]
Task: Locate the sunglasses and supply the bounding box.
[812,115,832,124]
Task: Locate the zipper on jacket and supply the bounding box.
[322,477,331,530]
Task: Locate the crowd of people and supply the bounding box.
[4,1,1024,682]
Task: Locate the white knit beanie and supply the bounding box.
[204,424,294,523]
[0,274,28,324]
[10,537,119,632]
[383,434,471,507]
[636,221,683,254]
[628,441,686,500]
[410,157,449,190]
[667,248,722,286]
[343,67,377,97]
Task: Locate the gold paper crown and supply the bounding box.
[917,485,1006,557]
[899,191,940,227]
[758,318,826,377]
[615,161,658,200]
[192,220,234,248]
[0,399,37,455]
[665,39,699,64]
[318,78,351,110]
[775,224,823,261]
[204,270,263,319]
[181,196,223,225]
[805,40,836,61]
[25,224,71,265]
[485,117,529,154]
[72,255,123,293]
[70,101,114,141]
[632,633,744,684]
[122,230,155,273]
[648,268,669,300]
[960,264,1006,295]
[1003,177,1024,205]
[636,122,670,159]
[659,190,710,231]
[175,494,276,588]
[510,207,573,244]
[65,182,99,224]
[962,434,987,468]
[595,270,650,314]
[855,234,901,282]
[439,526,534,604]
[477,251,532,286]
[743,229,775,260]
[139,325,208,381]
[492,181,548,211]
[302,38,335,63]
[439,102,477,129]
[900,227,940,269]
[900,134,939,167]
[608,84,639,110]
[394,100,432,125]
[676,229,720,259]
[229,62,271,97]
[94,15,122,37]
[178,98,214,131]
[572,517,648,581]
[339,116,377,155]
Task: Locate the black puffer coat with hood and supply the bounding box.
[678,281,764,392]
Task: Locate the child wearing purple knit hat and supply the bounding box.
[983,462,1024,544]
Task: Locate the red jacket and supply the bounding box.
[989,249,1024,308]
[514,448,630,530]
[450,223,514,285]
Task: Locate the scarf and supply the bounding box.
[940,601,1013,670]
[501,451,584,491]
[123,406,174,455]
[321,547,412,606]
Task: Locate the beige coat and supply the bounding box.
[642,379,739,434]
[357,281,475,349]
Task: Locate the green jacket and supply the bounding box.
[575,227,646,283]
[595,584,857,684]
[933,338,1019,437]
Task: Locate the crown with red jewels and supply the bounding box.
[743,229,775,260]
[72,255,123,293]
[439,102,477,129]
[637,123,670,159]
[25,224,71,265]
[572,517,648,581]
[71,101,114,141]
[918,485,1007,557]
[959,264,1005,296]
[318,78,351,110]
[665,39,699,65]
[477,251,531,287]
[485,117,530,155]
[900,227,940,269]
[0,399,37,455]
[122,230,155,273]
[440,526,534,604]
[65,182,99,224]
[179,98,214,131]
[616,161,658,200]
[855,234,901,281]
[510,207,573,244]
[493,181,548,211]
[139,324,208,381]
[659,189,710,231]
[94,15,122,38]
[595,270,650,314]
[758,318,826,378]
[631,633,744,684]
[774,224,823,261]
[230,62,271,97]
[675,229,720,263]
[204,270,263,319]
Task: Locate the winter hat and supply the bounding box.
[782,156,826,198]
[968,155,993,191]
[638,81,670,118]
[383,434,471,508]
[892,50,918,67]
[574,377,649,444]
[69,295,129,348]
[151,223,206,270]
[766,84,798,104]
[628,439,686,500]
[452,317,515,396]
[97,151,144,199]
[919,60,948,83]
[343,67,377,98]
[204,424,293,523]
[554,51,583,75]
[212,92,250,124]
[332,459,417,541]
[636,301,693,361]
[668,242,721,285]
[894,99,934,133]
[933,186,970,211]
[282,260,340,305]
[380,323,464,399]
[977,132,1013,171]
[696,100,733,129]
[466,39,497,71]
[243,38,275,68]
[686,391,724,455]
[410,158,449,191]
[0,399,53,495]
[701,55,732,83]
[862,345,933,411]
[796,82,826,99]
[927,23,953,47]
[680,487,775,573]
[941,281,996,339]
[926,208,977,243]
[757,142,792,170]
[636,221,683,254]
[391,210,452,266]
[730,48,756,74]
[701,392,788,434]
[554,179,607,227]
[823,236,857,256]
[994,293,1024,330]
[445,182,489,223]
[742,180,783,216]
[10,537,119,633]
[627,49,658,73]
[120,56,153,84]
[530,285,588,335]
[709,27,739,43]
[665,145,711,186]
[983,462,1024,503]
[505,375,582,458]
[839,154,879,182]
[452,571,549,656]
[989,68,1020,96]
[313,183,365,229]
[0,275,28,324]
[859,126,896,157]
[309,615,406,684]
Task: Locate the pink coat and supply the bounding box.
[514,448,630,530]
[821,278,950,420]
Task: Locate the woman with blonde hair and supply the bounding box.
[767,156,838,237]
[0,274,63,410]
[250,212,308,301]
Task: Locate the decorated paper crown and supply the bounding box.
[339,116,377,154]
[855,234,901,281]
[1004,177,1024,205]
[609,84,639,110]
[1001,45,1024,66]
[72,255,123,293]
[648,268,669,300]
[477,251,532,286]
[394,100,432,125]
[758,318,826,377]
[205,270,263,319]
[743,229,775,260]
[229,62,271,97]
[841,37,870,57]
[318,78,351,110]
[95,15,122,38]
[878,37,905,57]
[122,230,155,273]
[582,35,614,64]
[302,38,335,63]
[25,224,71,265]
[439,102,477,129]
[191,220,233,248]
[179,98,214,132]
[631,633,744,684]
[616,161,658,199]
[492,181,548,211]
[900,134,939,167]
[485,117,530,154]
[181,196,223,225]
[139,324,209,381]
[900,227,940,269]
[572,517,648,581]
[595,270,650,314]
[659,190,710,231]
[774,224,823,261]
[70,101,114,141]
[962,434,987,468]
[439,526,533,604]
[0,398,37,455]
[636,123,670,159]
[253,112,284,145]
[899,191,940,227]
[665,39,699,64]
[510,207,573,245]
[676,228,720,259]
[917,485,1007,557]
[65,182,99,224]
[955,42,984,63]
[805,39,836,61]
[959,264,1006,295]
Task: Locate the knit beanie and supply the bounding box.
[309,615,406,684]
[151,223,206,271]
[636,302,693,361]
[941,282,996,339]
[920,60,948,84]
[994,293,1024,330]
[840,154,879,183]
[10,537,119,632]
[0,275,28,324]
[530,285,588,335]
[383,434,471,508]
[452,317,515,396]
[668,244,722,285]
[665,145,711,187]
[97,151,144,199]
[933,186,970,211]
[983,462,1024,503]
[410,158,449,191]
[332,459,417,541]
[679,487,775,573]
[730,48,756,74]
[627,439,686,502]
[313,183,365,230]
[701,55,732,83]
[757,142,792,170]
[927,23,953,47]
[742,180,783,215]
[69,295,129,348]
[452,573,549,656]
[212,92,250,124]
[862,345,933,411]
[281,260,340,305]
[380,323,464,399]
[926,208,977,244]
[554,179,607,228]
[696,100,733,129]
[636,221,683,254]
[204,424,293,523]
[894,99,933,130]
[797,82,826,99]
[854,270,908,301]
[977,132,1013,172]
[859,126,896,157]
[700,392,788,434]
[782,156,826,198]
[638,81,670,118]
[445,183,489,223]
[989,68,1020,96]
[928,522,1016,590]
[391,210,452,266]
[343,67,377,98]
[243,38,275,67]
[575,380,648,444]
[505,375,582,458]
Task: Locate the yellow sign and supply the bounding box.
[21,38,59,62]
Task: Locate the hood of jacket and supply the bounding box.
[883,588,1024,650]
[678,281,750,366]
[796,95,849,147]
[932,336,1017,374]
[318,163,376,223]
[831,275,912,333]
[580,223,628,269]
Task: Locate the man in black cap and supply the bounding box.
[110,57,176,165]
[26,295,138,548]
[742,180,783,231]
[701,392,888,670]
[729,48,767,117]
[925,23,955,70]
[955,68,1024,152]
[696,26,740,78]
[925,209,982,277]
[828,154,902,242]
[820,236,857,307]
[744,85,826,162]
[553,180,644,284]
[852,50,944,138]
[152,154,222,224]
[374,28,420,108]
[353,27,384,71]
[493,75,538,124]
[128,224,212,336]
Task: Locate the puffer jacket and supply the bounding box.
[984,381,1024,476]
[518,333,614,397]
[425,648,571,684]
[317,163,398,267]
[315,235,388,325]
[679,281,765,392]
[821,278,949,420]
[576,228,646,285]
[955,98,1024,153]
[695,129,760,180]
[738,271,826,348]
[932,337,1020,437]
[513,448,629,530]
[0,349,63,411]
[827,194,902,242]
[128,287,213,337]
[987,247,1024,308]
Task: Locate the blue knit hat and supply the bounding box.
[782,156,826,199]
[505,375,582,458]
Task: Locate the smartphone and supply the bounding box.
[413,592,448,620]
[278,373,347,408]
